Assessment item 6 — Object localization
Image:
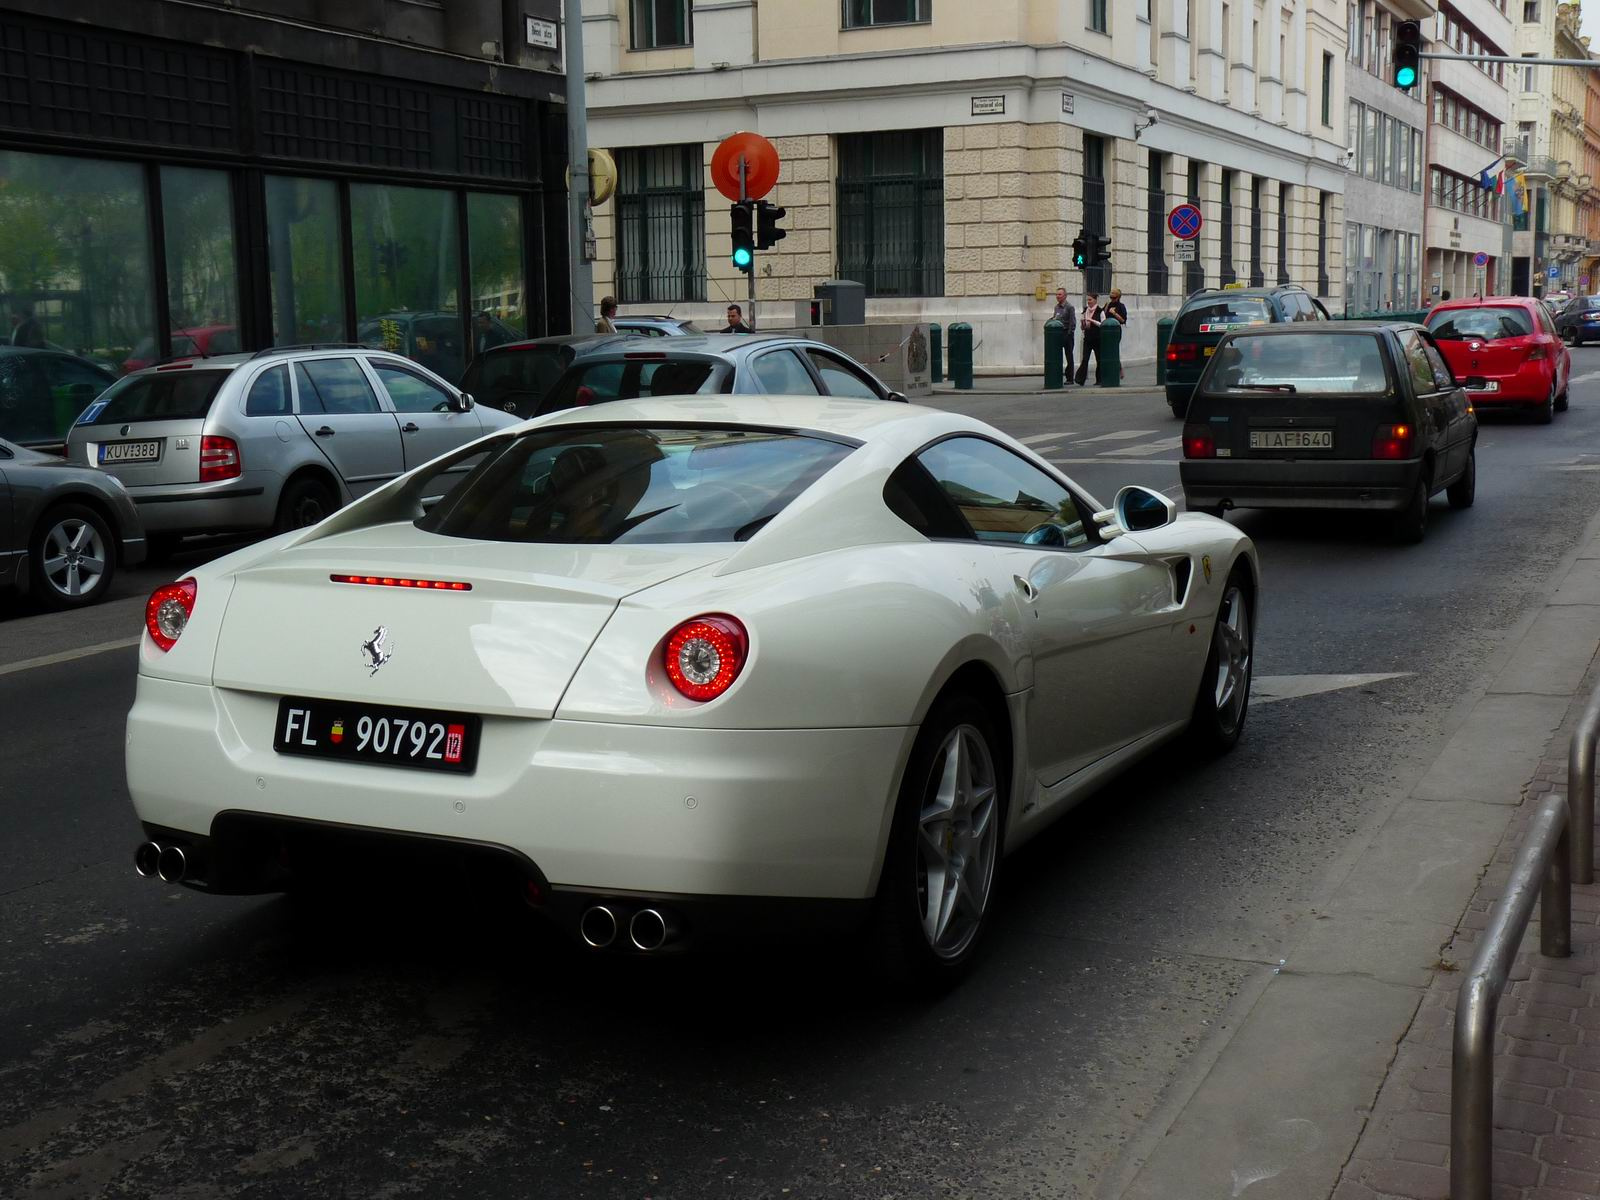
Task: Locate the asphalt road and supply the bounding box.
[5,358,1600,1199]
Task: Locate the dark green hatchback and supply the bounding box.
[1165,286,1331,417]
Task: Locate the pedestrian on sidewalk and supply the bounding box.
[1105,289,1128,383]
[1075,291,1105,386]
[1049,287,1076,385]
[721,304,753,333]
[595,296,618,334]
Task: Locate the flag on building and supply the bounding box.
[1511,173,1528,217]
[1477,158,1503,191]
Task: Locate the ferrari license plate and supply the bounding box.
[100,440,160,464]
[274,697,480,774]
[1249,429,1333,450]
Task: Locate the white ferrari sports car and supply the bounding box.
[127,396,1258,985]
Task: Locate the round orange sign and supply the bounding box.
[711,132,780,202]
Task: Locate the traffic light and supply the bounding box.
[755,200,787,251]
[1072,230,1089,270]
[1092,234,1112,268]
[1393,19,1421,91]
[730,201,754,272]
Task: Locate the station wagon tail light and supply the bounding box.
[331,574,472,591]
[663,615,748,702]
[1182,426,1215,458]
[1372,424,1415,460]
[199,435,241,482]
[1166,342,1200,363]
[146,578,197,652]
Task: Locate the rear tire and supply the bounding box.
[274,476,338,533]
[1391,473,1431,544]
[1535,384,1555,425]
[1556,389,1570,413]
[1165,387,1189,420]
[29,503,115,610]
[1188,569,1253,755]
[1447,445,1476,510]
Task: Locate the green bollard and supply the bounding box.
[1098,318,1123,387]
[1155,317,1174,387]
[949,322,974,390]
[1043,319,1064,389]
[930,323,943,384]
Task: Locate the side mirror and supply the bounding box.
[1463,376,1487,392]
[452,391,475,413]
[1110,485,1177,534]
[887,390,909,403]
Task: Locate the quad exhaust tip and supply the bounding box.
[579,905,618,949]
[134,841,161,879]
[135,841,189,884]
[629,908,671,952]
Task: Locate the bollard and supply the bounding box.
[930,323,943,384]
[1043,320,1064,389]
[948,322,974,390]
[1155,316,1174,387]
[1098,317,1123,387]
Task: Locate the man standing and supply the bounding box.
[1049,288,1076,385]
[1075,291,1105,386]
[9,305,44,348]
[472,311,512,358]
[595,296,618,334]
[721,304,752,333]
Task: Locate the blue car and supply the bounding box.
[1555,295,1600,346]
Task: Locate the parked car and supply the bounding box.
[0,435,145,608]
[1180,322,1478,543]
[613,315,702,337]
[124,395,1257,987]
[357,311,520,383]
[458,333,638,419]
[539,334,907,416]
[123,325,243,374]
[1554,295,1600,346]
[1423,296,1570,423]
[0,347,117,451]
[65,346,518,553]
[1164,285,1331,418]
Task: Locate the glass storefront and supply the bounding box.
[469,192,528,358]
[266,176,347,348]
[352,184,464,383]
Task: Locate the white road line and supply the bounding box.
[0,636,140,678]
[1102,436,1184,457]
[1018,432,1075,445]
[1252,673,1412,704]
[1077,429,1158,444]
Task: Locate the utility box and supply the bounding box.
[796,298,833,326]
[812,280,865,326]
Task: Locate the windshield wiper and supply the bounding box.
[1227,383,1298,393]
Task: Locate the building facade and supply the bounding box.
[1423,0,1513,300]
[1545,2,1596,292]
[581,0,1351,369]
[0,0,568,446]
[1345,0,1434,311]
[1511,0,1582,293]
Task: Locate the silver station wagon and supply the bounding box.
[65,345,518,552]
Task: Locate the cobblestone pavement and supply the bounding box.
[1334,654,1600,1200]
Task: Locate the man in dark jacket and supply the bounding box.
[1049,288,1076,385]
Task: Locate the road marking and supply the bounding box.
[0,636,140,678]
[1049,457,1181,466]
[1018,431,1075,445]
[1103,436,1184,457]
[1252,673,1412,705]
[1077,429,1159,444]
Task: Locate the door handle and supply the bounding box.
[1013,575,1038,602]
[401,422,420,433]
[315,426,335,437]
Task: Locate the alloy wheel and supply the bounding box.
[40,517,107,599]
[1212,584,1252,736]
[915,724,1000,961]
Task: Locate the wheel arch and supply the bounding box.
[277,461,346,511]
[33,489,123,562]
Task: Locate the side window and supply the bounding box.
[1398,332,1436,393]
[245,364,292,416]
[806,349,881,399]
[375,364,453,413]
[1420,338,1456,388]
[296,358,380,415]
[1535,305,1557,336]
[751,349,822,396]
[883,458,971,539]
[916,436,1091,549]
[1310,297,1332,321]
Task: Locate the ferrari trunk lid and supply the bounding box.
[210,522,726,717]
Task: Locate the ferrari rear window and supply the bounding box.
[1425,307,1535,341]
[79,370,226,424]
[417,425,854,544]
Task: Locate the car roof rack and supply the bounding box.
[247,343,371,359]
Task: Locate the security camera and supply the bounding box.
[1342,146,1357,168]
[1144,107,1158,126]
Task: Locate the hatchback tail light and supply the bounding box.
[1182,426,1216,458]
[663,615,748,702]
[1528,345,1549,361]
[199,435,241,482]
[1166,342,1200,363]
[1372,424,1416,460]
[146,578,197,651]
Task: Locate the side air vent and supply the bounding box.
[1170,557,1194,606]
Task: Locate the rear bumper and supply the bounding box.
[1463,366,1553,405]
[125,473,277,534]
[1180,458,1423,511]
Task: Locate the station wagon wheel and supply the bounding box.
[1189,568,1252,753]
[274,476,338,533]
[30,503,115,610]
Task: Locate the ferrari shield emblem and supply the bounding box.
[1202,555,1213,584]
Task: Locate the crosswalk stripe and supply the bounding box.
[1102,436,1183,457]
[1077,429,1157,443]
[1018,432,1074,444]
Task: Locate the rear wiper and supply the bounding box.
[1227,383,1298,393]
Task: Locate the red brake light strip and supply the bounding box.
[331,574,472,591]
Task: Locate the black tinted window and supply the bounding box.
[1203,333,1391,394]
[419,426,852,545]
[543,359,720,412]
[917,437,1090,548]
[87,370,226,423]
[295,359,380,414]
[245,365,292,416]
[1426,307,1535,341]
[463,347,570,416]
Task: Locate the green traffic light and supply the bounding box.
[732,247,753,268]
[1396,65,1416,88]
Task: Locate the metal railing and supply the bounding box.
[1450,684,1600,1200]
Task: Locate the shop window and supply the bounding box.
[162,166,240,360]
[615,145,706,304]
[837,129,944,298]
[266,176,347,348]
[468,193,528,359]
[632,0,691,47]
[351,183,463,382]
[0,150,155,378]
[843,0,929,27]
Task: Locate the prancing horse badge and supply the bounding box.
[361,626,394,676]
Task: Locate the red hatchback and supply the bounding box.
[1423,297,1569,423]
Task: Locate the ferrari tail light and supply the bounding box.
[1166,341,1200,363]
[663,615,748,702]
[146,578,197,652]
[199,435,241,482]
[1372,424,1415,460]
[1182,425,1216,458]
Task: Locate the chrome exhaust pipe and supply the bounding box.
[629,908,675,952]
[134,841,162,878]
[155,844,188,884]
[579,905,618,949]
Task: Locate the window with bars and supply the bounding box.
[1083,134,1109,293]
[837,129,944,298]
[1147,151,1168,296]
[631,0,692,49]
[1220,169,1236,285]
[1249,177,1265,287]
[843,0,929,27]
[1277,183,1291,285]
[1186,160,1204,293]
[1317,191,1330,297]
[615,145,706,303]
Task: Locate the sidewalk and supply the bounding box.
[1106,518,1600,1200]
[932,360,1161,396]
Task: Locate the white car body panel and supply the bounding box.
[126,396,1259,906]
